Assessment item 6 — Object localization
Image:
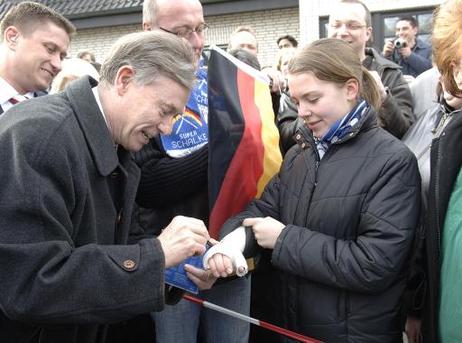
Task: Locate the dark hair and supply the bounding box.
[229,48,261,70]
[339,0,372,27]
[77,50,96,63]
[277,35,298,48]
[397,16,418,28]
[288,38,381,109]
[0,1,75,41]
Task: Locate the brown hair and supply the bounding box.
[432,0,462,97]
[288,38,381,109]
[0,1,75,41]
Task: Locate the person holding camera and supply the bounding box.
[382,16,432,79]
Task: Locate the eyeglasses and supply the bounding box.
[330,21,367,31]
[159,23,209,39]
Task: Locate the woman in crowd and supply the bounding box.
[205,38,421,342]
[420,1,462,341]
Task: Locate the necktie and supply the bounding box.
[9,94,29,104]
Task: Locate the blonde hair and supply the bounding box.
[50,58,99,94]
[288,38,381,109]
[432,0,462,97]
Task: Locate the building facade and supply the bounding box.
[0,0,441,67]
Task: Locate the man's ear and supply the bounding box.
[4,26,20,48]
[115,66,135,96]
[143,22,152,31]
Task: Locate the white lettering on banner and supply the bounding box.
[171,133,208,149]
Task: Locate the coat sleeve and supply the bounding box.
[0,122,165,325]
[219,174,283,257]
[379,68,414,138]
[276,94,304,156]
[135,140,208,208]
[271,150,421,293]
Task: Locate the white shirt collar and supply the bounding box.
[92,86,117,149]
[0,77,35,112]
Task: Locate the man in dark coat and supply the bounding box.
[0,30,210,343]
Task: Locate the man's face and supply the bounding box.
[10,22,69,94]
[148,0,205,65]
[229,31,258,56]
[278,38,294,49]
[328,2,372,57]
[112,75,189,152]
[395,20,417,44]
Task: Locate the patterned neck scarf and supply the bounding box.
[315,100,368,158]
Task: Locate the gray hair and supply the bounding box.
[99,30,195,91]
[142,0,158,27]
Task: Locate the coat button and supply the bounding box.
[295,134,301,140]
[123,259,136,270]
[301,143,306,149]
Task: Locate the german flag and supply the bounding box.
[208,46,283,239]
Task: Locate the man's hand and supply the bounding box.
[262,67,286,93]
[184,264,217,290]
[243,217,285,249]
[158,215,209,268]
[398,46,412,59]
[382,39,395,57]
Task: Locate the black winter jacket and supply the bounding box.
[222,107,421,342]
[423,110,462,343]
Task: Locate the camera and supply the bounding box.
[394,38,407,49]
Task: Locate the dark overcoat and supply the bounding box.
[0,77,165,342]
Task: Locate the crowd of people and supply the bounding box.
[0,0,460,342]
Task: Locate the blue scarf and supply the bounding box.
[315,100,368,158]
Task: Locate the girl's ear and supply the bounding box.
[345,78,359,101]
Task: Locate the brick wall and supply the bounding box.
[69,7,300,68]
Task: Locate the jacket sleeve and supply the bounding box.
[0,128,165,325]
[271,150,420,293]
[277,94,304,156]
[379,68,414,138]
[407,50,432,76]
[219,174,283,257]
[135,139,208,208]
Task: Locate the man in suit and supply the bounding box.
[0,30,210,343]
[0,1,75,114]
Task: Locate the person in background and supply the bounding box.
[277,0,413,155]
[50,57,99,93]
[420,1,462,341]
[276,34,298,49]
[0,30,209,343]
[382,16,432,79]
[205,38,420,343]
[227,25,258,57]
[139,1,251,342]
[77,49,96,63]
[0,1,75,114]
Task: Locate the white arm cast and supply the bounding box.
[202,226,248,277]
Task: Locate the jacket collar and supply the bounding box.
[365,47,401,71]
[295,106,379,148]
[65,76,119,176]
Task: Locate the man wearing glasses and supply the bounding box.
[277,0,414,154]
[135,1,251,342]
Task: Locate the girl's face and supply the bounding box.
[288,71,358,138]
